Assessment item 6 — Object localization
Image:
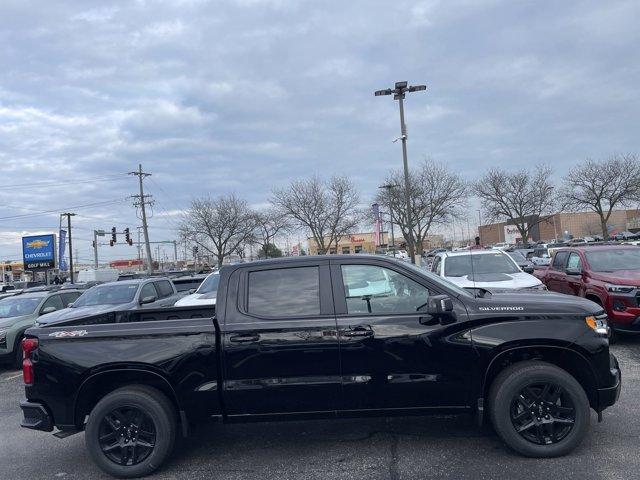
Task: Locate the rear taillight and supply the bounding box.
[22,338,38,385]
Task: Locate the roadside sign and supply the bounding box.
[22,234,56,270]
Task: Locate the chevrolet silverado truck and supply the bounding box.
[534,244,640,334]
[19,255,621,478]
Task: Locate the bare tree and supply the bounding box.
[253,208,290,258]
[180,194,257,267]
[561,154,640,240]
[474,165,555,243]
[271,176,361,254]
[377,160,467,254]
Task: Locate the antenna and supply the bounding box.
[469,241,477,298]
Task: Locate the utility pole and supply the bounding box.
[129,164,154,275]
[93,229,105,268]
[173,240,178,265]
[60,213,76,283]
[477,210,482,245]
[379,183,399,256]
[375,81,426,264]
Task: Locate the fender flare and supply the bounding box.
[73,367,181,425]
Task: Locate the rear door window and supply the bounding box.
[567,253,582,270]
[247,267,320,317]
[155,280,174,298]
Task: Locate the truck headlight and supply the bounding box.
[606,284,635,293]
[585,316,609,335]
[0,329,7,349]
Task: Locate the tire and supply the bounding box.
[489,361,590,457]
[14,335,24,370]
[85,385,177,478]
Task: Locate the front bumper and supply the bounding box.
[20,401,53,432]
[597,354,621,411]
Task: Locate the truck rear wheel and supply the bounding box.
[85,385,176,478]
[489,361,590,457]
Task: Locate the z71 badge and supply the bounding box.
[48,330,89,338]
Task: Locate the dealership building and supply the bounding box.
[478,209,640,245]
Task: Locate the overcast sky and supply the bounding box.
[1,0,639,263]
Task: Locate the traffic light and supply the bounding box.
[124,228,132,246]
[110,227,117,246]
[193,246,199,255]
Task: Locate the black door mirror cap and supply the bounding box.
[566,267,582,276]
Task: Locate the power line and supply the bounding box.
[0,199,127,221]
[0,174,127,191]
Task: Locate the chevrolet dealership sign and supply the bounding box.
[22,234,56,270]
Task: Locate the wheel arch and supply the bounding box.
[482,345,599,411]
[74,368,181,429]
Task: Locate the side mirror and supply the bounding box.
[523,266,535,274]
[188,289,196,294]
[140,295,157,305]
[566,267,582,276]
[67,302,74,308]
[41,306,57,315]
[419,294,455,325]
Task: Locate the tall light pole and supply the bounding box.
[477,209,482,245]
[375,81,426,264]
[379,183,399,255]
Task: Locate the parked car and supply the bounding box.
[171,274,208,293]
[174,272,219,307]
[20,255,620,477]
[505,250,535,273]
[36,278,183,326]
[0,284,17,293]
[534,244,640,334]
[431,250,545,291]
[491,242,510,250]
[529,247,552,266]
[0,289,81,368]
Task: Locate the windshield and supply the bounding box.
[585,249,640,272]
[507,251,526,262]
[0,296,42,318]
[195,273,220,294]
[444,253,520,276]
[403,262,474,298]
[73,284,138,307]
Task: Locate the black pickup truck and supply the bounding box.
[19,255,621,477]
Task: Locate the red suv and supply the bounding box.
[535,245,640,333]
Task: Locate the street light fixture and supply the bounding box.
[375,81,427,264]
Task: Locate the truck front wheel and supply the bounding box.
[85,385,177,478]
[489,361,590,457]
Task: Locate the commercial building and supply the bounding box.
[478,209,640,245]
[307,232,446,255]
[308,232,389,255]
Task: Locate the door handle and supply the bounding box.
[342,326,373,338]
[229,333,260,343]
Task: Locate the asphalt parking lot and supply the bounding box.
[1,338,638,480]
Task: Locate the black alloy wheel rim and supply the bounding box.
[510,382,576,445]
[98,406,156,466]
